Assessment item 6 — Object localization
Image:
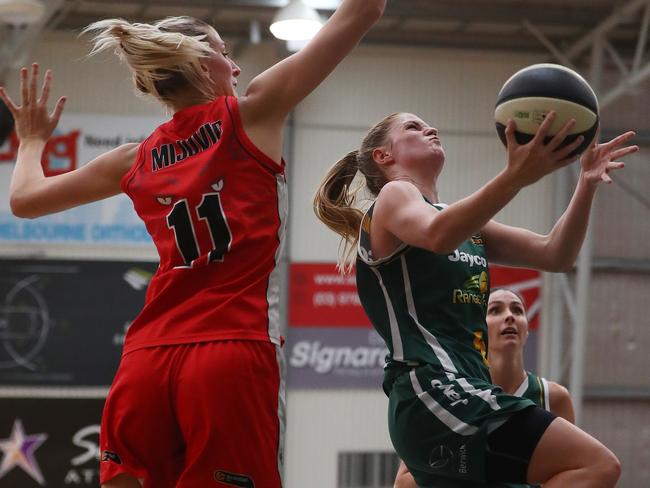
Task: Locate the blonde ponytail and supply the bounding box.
[314,151,363,273]
[314,113,402,273]
[83,17,215,108]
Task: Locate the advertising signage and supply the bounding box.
[0,259,156,386]
[287,262,541,388]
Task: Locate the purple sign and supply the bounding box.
[287,327,388,388]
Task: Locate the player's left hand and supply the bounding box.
[0,63,66,144]
[580,130,638,185]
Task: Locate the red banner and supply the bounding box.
[289,263,541,329]
[289,263,371,327]
[0,130,79,175]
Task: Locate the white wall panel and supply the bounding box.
[593,150,650,259]
[583,273,650,387]
[583,400,650,487]
[295,46,538,131]
[285,390,391,488]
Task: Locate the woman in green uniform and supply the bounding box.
[394,287,575,488]
[313,111,636,487]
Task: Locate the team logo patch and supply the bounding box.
[156,196,173,205]
[101,450,122,464]
[471,234,484,246]
[214,470,255,487]
[428,445,454,470]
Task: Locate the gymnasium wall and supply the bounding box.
[0,31,647,488]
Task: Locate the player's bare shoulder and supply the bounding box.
[548,381,576,423]
[111,142,141,174]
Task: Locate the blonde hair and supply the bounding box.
[314,113,402,272]
[83,16,217,108]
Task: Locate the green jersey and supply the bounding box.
[356,201,491,385]
[355,199,543,485]
[515,371,550,412]
[408,371,551,488]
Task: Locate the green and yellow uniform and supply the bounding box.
[356,201,537,485]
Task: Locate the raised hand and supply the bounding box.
[0,63,66,143]
[579,131,638,185]
[503,111,585,189]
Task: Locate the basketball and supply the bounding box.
[494,63,599,157]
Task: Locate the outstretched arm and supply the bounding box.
[239,0,385,125]
[373,114,583,255]
[2,64,136,218]
[483,131,638,272]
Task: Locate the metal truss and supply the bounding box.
[531,0,650,424]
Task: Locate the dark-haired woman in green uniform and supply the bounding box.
[314,111,636,487]
[394,288,575,488]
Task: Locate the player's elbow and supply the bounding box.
[366,1,385,20]
[350,0,384,26]
[424,221,462,255]
[10,193,40,219]
[426,235,457,255]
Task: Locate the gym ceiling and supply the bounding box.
[0,0,648,107]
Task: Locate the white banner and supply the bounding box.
[0,113,165,247]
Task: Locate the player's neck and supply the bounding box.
[489,352,526,394]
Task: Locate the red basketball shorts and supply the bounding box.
[99,340,285,487]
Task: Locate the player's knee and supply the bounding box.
[589,447,621,486]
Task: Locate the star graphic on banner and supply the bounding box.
[0,419,48,485]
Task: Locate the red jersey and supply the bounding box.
[120,97,287,354]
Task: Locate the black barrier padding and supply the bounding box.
[0,99,14,145]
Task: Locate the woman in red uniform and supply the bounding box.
[1,3,385,487]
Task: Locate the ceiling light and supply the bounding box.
[270,0,323,41]
[0,0,45,25]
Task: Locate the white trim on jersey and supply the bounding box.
[401,256,501,411]
[409,370,479,436]
[371,267,405,361]
[455,377,500,411]
[400,256,459,374]
[514,375,530,398]
[266,174,288,345]
[357,204,408,267]
[274,344,287,485]
[541,377,551,412]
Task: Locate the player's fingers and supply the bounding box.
[28,63,39,105]
[531,110,556,144]
[39,69,53,105]
[50,96,67,125]
[20,67,28,106]
[0,87,18,115]
[609,145,639,160]
[547,118,575,151]
[603,131,636,150]
[504,119,517,148]
[554,135,584,160]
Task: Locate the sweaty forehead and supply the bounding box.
[397,113,427,126]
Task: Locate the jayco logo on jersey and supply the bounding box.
[447,250,487,268]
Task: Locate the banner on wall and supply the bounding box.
[287,262,541,388]
[0,398,104,487]
[0,259,156,386]
[0,113,164,247]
